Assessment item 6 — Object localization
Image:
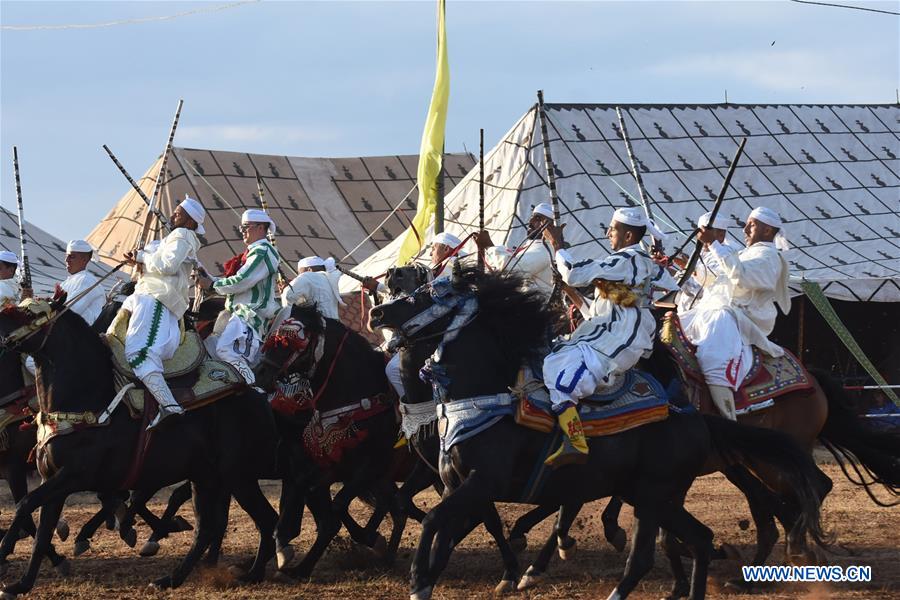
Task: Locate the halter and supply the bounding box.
[258,317,318,381]
[393,278,478,361]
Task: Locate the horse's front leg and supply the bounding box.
[2,498,66,599]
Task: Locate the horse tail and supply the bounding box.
[812,368,900,507]
[703,415,830,548]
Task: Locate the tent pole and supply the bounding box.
[435,144,445,234]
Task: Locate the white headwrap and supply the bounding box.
[297,256,325,271]
[532,203,554,220]
[324,257,337,272]
[749,207,789,250]
[0,250,18,265]
[66,239,93,254]
[697,211,718,229]
[432,231,462,249]
[241,208,276,235]
[611,207,667,244]
[179,195,206,235]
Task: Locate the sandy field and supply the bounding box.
[0,462,896,599]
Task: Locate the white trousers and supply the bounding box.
[215,314,261,384]
[542,343,619,412]
[385,352,405,398]
[683,307,753,390]
[123,293,180,379]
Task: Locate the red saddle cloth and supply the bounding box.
[660,312,813,413]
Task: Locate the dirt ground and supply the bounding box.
[0,462,896,599]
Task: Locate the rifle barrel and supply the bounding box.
[12,147,31,289]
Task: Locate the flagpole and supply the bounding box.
[435,144,445,234]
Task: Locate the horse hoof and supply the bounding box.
[121,528,137,548]
[371,534,388,559]
[148,575,173,591]
[720,543,741,561]
[508,536,526,554]
[662,582,690,600]
[558,537,577,561]
[410,586,433,600]
[227,564,248,579]
[517,571,542,591]
[0,591,18,600]
[55,519,70,542]
[609,529,627,553]
[140,540,160,557]
[53,558,71,577]
[276,545,295,570]
[73,539,90,557]
[271,570,295,584]
[170,515,193,533]
[738,519,750,530]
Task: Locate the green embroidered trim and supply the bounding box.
[802,281,899,406]
[128,299,164,369]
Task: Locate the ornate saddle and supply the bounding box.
[104,307,244,415]
[659,311,813,415]
[513,365,670,436]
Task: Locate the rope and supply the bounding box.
[801,280,900,406]
[341,183,418,263]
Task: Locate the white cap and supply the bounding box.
[748,207,789,250]
[297,256,325,270]
[241,208,276,234]
[179,195,206,235]
[697,211,725,229]
[532,203,554,220]
[432,231,462,248]
[324,257,336,272]
[0,250,18,265]
[611,207,667,243]
[66,240,93,254]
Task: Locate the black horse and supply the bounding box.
[254,303,408,577]
[369,268,828,600]
[0,295,279,597]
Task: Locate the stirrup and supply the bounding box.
[545,437,589,469]
[146,405,184,431]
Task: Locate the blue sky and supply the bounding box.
[1,0,898,242]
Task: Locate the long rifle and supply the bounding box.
[477,128,485,271]
[616,106,662,253]
[103,144,173,231]
[536,90,560,225]
[254,170,297,279]
[12,147,31,290]
[139,99,183,250]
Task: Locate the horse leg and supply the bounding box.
[661,529,691,600]
[229,481,277,582]
[602,496,628,552]
[383,487,408,565]
[203,492,231,567]
[145,482,194,556]
[518,502,580,591]
[607,508,660,599]
[723,466,779,572]
[508,502,557,554]
[1,498,66,598]
[479,503,520,594]
[2,459,38,555]
[284,485,341,580]
[151,483,217,590]
[274,477,304,570]
[659,506,714,600]
[396,459,437,523]
[410,474,488,600]
[73,504,109,556]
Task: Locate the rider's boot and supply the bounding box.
[143,371,184,431]
[545,404,589,468]
[709,385,737,420]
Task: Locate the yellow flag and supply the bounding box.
[397,0,449,265]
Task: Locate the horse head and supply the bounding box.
[255,302,325,390]
[385,263,432,298]
[0,294,66,356]
[368,274,469,346]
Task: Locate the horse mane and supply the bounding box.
[289,302,327,336]
[59,306,113,360]
[452,267,555,364]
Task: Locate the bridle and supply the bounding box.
[258,317,317,381]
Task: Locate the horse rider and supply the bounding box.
[121,196,206,430]
[0,250,26,303]
[477,202,555,292]
[676,212,738,313]
[324,257,347,313]
[683,207,791,420]
[282,256,342,319]
[197,209,280,385]
[60,240,106,327]
[541,207,678,467]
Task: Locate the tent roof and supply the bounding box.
[349,102,900,302]
[88,148,475,275]
[1,205,126,295]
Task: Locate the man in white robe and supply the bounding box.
[121,196,205,429]
[0,251,22,304]
[676,212,738,313]
[478,203,555,293]
[541,207,678,466]
[282,256,342,320]
[324,257,347,313]
[687,206,791,420]
[60,240,106,327]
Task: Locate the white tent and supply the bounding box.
[347,103,900,302]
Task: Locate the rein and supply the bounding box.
[308,328,351,411]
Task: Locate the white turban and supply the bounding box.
[179,195,206,235]
[432,231,462,249]
[532,203,554,220]
[297,256,325,271]
[749,207,789,250]
[66,240,93,254]
[611,207,667,244]
[241,208,276,235]
[0,250,18,265]
[324,257,337,272]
